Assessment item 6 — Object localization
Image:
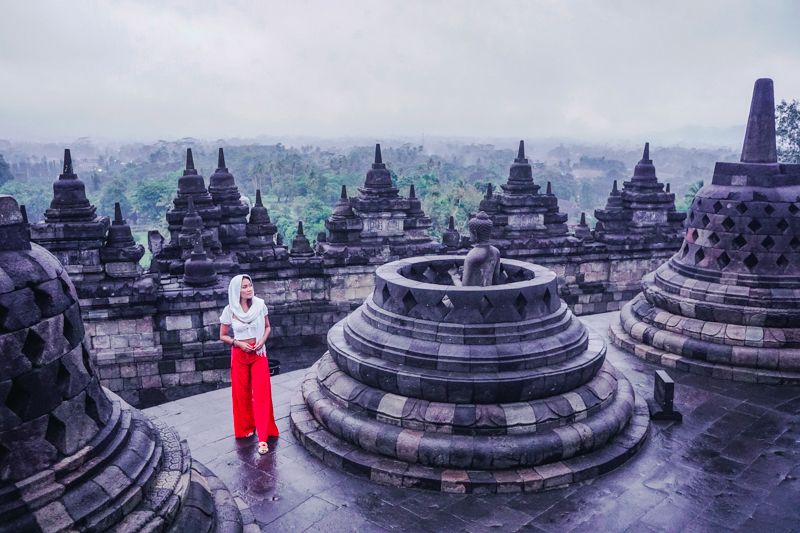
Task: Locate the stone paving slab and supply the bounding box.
[145,311,800,532]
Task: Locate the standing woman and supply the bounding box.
[220,274,279,454]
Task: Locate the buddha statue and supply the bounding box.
[461,211,500,286]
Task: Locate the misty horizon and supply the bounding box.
[1,1,798,146]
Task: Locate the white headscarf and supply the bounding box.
[227,275,267,353]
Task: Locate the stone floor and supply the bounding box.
[143,311,800,532]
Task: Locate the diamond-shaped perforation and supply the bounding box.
[402,291,417,313]
[790,237,800,252]
[45,415,67,453]
[422,266,437,283]
[63,314,78,349]
[691,229,699,241]
[713,201,723,214]
[689,212,695,222]
[777,254,789,269]
[722,217,735,231]
[81,344,93,376]
[59,278,76,304]
[717,252,731,270]
[0,303,9,333]
[790,204,799,215]
[708,232,720,246]
[543,288,552,310]
[5,380,31,419]
[56,360,73,398]
[732,235,747,250]
[681,244,689,259]
[748,219,762,232]
[478,296,494,319]
[777,218,789,232]
[697,199,703,207]
[381,285,391,306]
[514,293,527,319]
[694,249,705,265]
[761,236,776,251]
[701,214,710,227]
[736,202,748,215]
[32,287,52,317]
[765,204,775,215]
[21,330,45,365]
[744,253,759,272]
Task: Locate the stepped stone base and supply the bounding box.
[610,321,800,385]
[290,362,650,494]
[0,390,242,533]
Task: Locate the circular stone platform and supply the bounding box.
[291,256,649,493]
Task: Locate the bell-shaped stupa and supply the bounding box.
[612,79,800,384]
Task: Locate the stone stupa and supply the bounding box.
[291,213,648,492]
[0,195,241,532]
[611,78,800,384]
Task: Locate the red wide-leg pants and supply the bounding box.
[231,346,279,440]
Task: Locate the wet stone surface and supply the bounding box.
[144,311,800,533]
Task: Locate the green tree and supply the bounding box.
[0,154,15,187]
[97,179,133,221]
[777,99,800,163]
[132,179,177,223]
[676,180,704,213]
[0,180,50,222]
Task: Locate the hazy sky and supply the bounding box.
[1,0,799,144]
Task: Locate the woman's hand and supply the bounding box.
[237,341,256,353]
[254,338,266,352]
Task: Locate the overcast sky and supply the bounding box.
[1,0,798,145]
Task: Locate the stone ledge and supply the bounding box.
[610,322,800,385]
[290,389,649,494]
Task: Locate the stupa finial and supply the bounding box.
[449,215,455,230]
[485,183,493,198]
[63,149,73,175]
[517,140,525,160]
[218,147,226,169]
[255,189,263,206]
[410,184,416,198]
[546,181,552,195]
[186,148,195,170]
[580,212,587,226]
[114,202,123,223]
[642,142,650,162]
[297,220,305,236]
[187,195,196,214]
[340,184,347,199]
[741,78,777,163]
[612,180,618,193]
[375,144,382,165]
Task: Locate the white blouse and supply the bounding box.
[220,304,268,340]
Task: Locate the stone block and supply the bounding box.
[165,315,193,331]
[179,371,203,385]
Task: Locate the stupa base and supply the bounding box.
[290,364,650,495]
[610,323,800,386]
